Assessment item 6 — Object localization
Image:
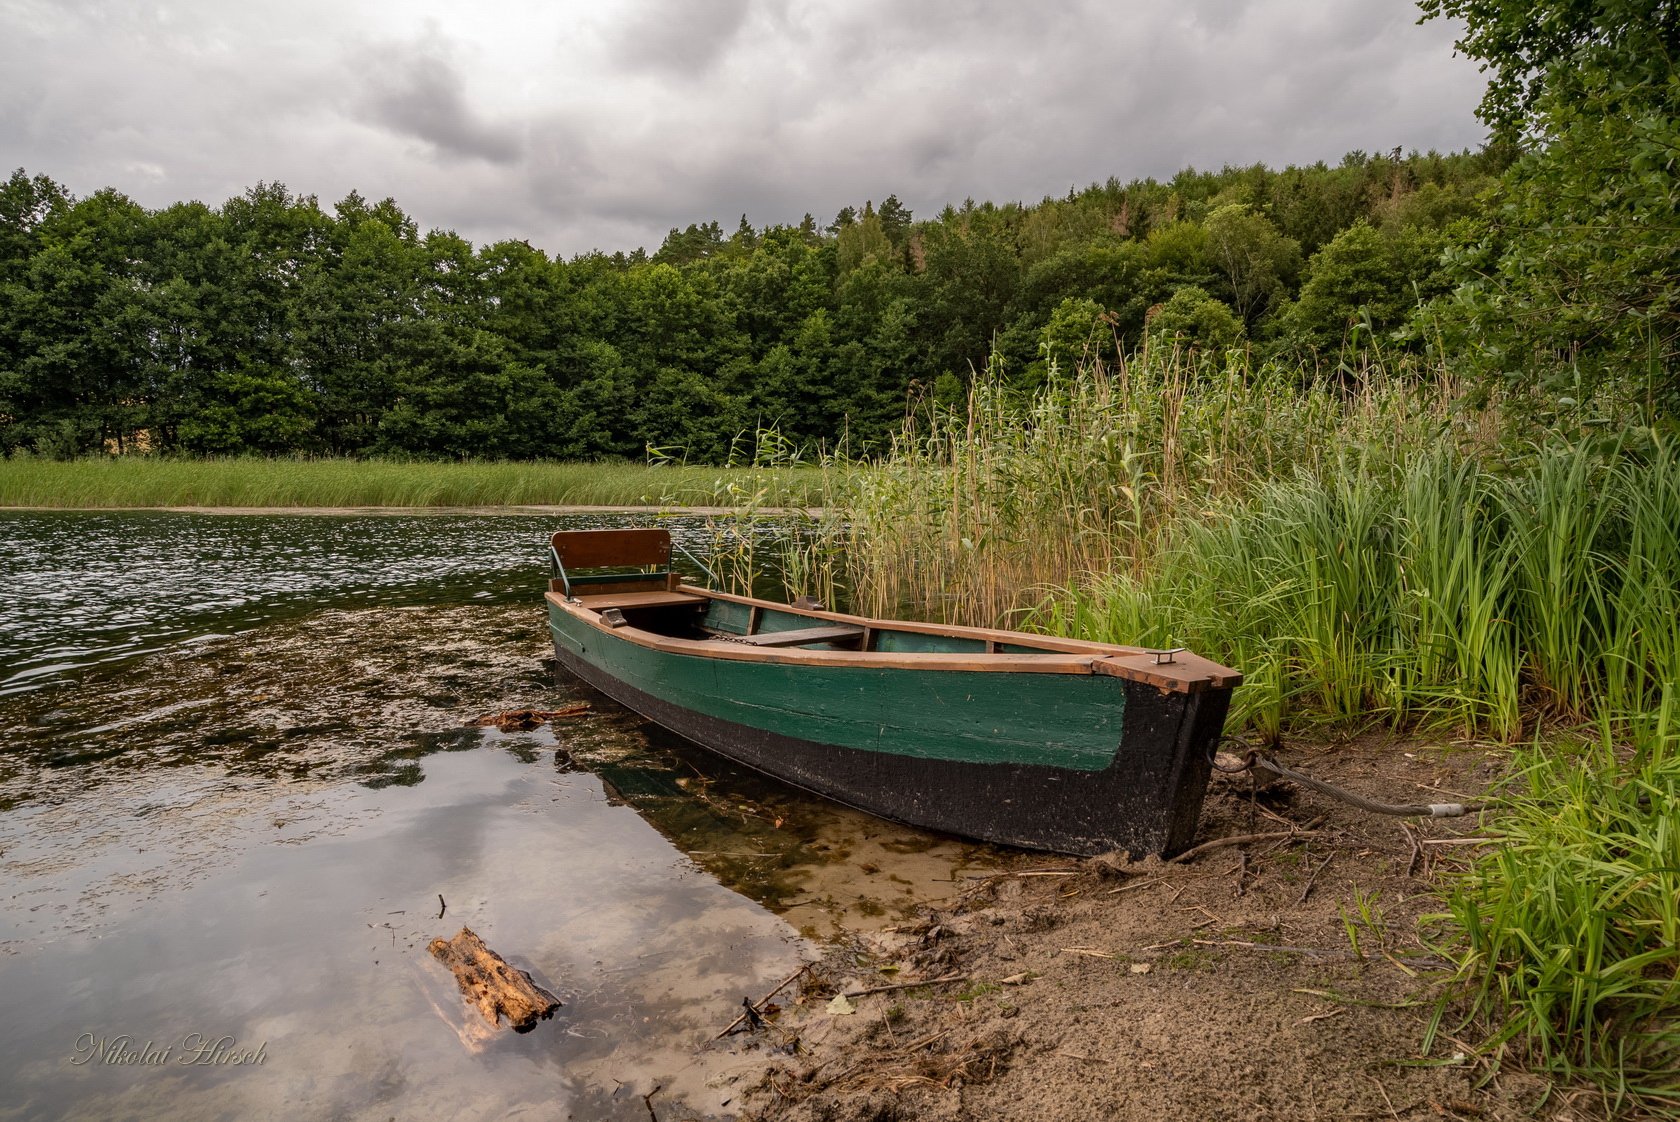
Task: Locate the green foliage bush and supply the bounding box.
[1146,286,1244,353]
[1277,221,1447,358]
[1420,0,1680,421]
[1434,716,1679,1111]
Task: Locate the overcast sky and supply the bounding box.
[1,0,1487,257]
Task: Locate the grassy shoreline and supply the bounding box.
[0,502,827,517]
[0,456,835,510]
[826,350,1678,1112]
[9,363,1676,1109]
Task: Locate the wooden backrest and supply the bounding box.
[551,528,672,571]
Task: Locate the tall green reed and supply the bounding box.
[843,347,1469,629]
[1504,448,1615,719]
[1388,456,1523,739]
[1040,445,1677,741]
[1602,444,1680,733]
[654,427,852,604]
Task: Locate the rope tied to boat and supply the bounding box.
[1211,736,1482,819]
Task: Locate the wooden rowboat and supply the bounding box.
[546,528,1241,857]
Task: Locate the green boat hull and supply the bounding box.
[549,603,1230,856]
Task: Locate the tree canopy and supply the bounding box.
[1421,0,1680,418]
[0,143,1562,460]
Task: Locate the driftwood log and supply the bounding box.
[427,927,560,1033]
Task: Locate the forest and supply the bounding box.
[4,1,1677,465]
[0,147,1524,462]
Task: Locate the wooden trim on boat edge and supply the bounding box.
[545,589,1242,694]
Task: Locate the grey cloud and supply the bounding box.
[0,0,1487,258]
[608,0,753,78]
[562,0,1472,249]
[354,39,524,165]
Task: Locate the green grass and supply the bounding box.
[1429,710,1680,1112]
[0,456,834,510]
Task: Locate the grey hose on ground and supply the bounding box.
[1215,736,1484,818]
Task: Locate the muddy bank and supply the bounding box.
[714,740,1607,1122]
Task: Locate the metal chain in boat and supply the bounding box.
[1210,735,1483,819]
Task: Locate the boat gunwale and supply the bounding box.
[690,585,1146,653]
[545,586,1241,693]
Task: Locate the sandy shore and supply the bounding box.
[707,736,1601,1122]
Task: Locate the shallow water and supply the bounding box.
[0,509,670,697]
[0,511,997,1120]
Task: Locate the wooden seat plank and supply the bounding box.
[577,590,707,611]
[732,624,866,648]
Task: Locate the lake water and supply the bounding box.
[0,511,997,1121]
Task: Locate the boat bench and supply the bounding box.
[576,590,707,612]
[730,624,866,648]
[551,528,685,602]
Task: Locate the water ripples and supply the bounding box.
[0,510,717,696]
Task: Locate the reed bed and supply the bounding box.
[836,349,1679,1106]
[653,428,855,605]
[842,347,1485,628]
[1046,445,1680,741]
[0,456,832,510]
[838,349,1676,741]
